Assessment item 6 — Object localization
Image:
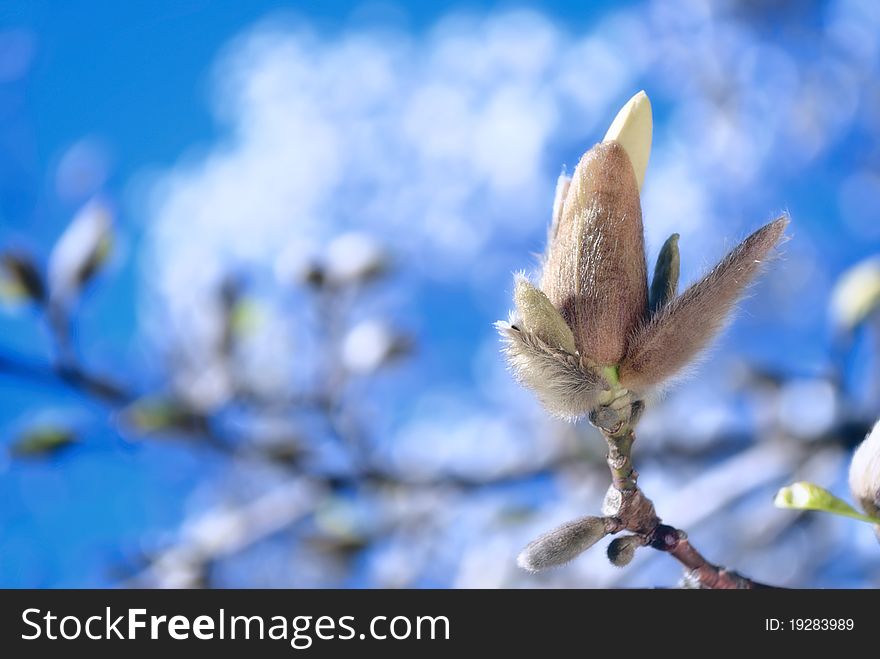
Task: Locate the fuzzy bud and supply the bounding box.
[497,90,789,422]
[607,534,642,567]
[517,516,609,572]
[541,140,648,365]
[513,276,576,354]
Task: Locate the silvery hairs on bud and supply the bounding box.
[517,516,609,572]
[542,140,648,367]
[619,216,788,392]
[496,277,607,419]
[849,419,880,523]
[498,90,789,420]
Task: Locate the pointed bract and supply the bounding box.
[619,216,788,392]
[540,141,648,365]
[649,233,680,314]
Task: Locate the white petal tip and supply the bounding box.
[603,90,652,191]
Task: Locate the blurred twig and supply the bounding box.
[0,349,128,404]
[127,479,320,588]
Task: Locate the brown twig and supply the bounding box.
[597,420,775,589]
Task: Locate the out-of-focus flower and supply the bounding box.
[849,420,880,530]
[776,378,838,440]
[341,320,411,374]
[274,233,388,290]
[830,255,880,332]
[497,91,788,421]
[325,232,389,286]
[0,251,44,304]
[48,199,114,306]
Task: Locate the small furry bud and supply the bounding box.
[607,534,642,567]
[849,420,880,530]
[517,516,608,572]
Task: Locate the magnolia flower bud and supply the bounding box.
[607,534,642,567]
[517,516,609,572]
[542,140,647,366]
[849,420,880,530]
[497,91,788,420]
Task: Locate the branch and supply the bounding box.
[0,350,129,404]
[126,479,320,588]
[597,419,776,589]
[602,441,801,587]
